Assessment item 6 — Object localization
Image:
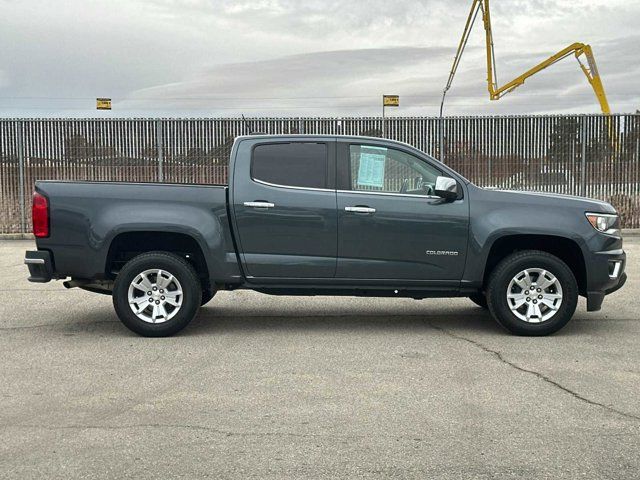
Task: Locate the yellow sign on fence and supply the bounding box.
[383,95,399,107]
[96,98,112,110]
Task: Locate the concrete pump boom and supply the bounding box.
[440,0,611,117]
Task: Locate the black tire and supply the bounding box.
[201,288,217,306]
[113,251,201,337]
[468,292,488,309]
[486,250,578,336]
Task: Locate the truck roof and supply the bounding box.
[234,134,416,148]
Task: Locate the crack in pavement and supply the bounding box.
[427,321,640,422]
[4,288,71,291]
[0,320,119,331]
[0,312,475,332]
[3,423,427,442]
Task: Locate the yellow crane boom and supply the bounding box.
[440,0,611,116]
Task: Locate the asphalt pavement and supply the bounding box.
[1,239,639,479]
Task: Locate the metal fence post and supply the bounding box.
[156,119,164,182]
[580,116,587,197]
[439,116,445,163]
[17,120,26,234]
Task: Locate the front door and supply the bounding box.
[232,139,337,279]
[336,141,468,282]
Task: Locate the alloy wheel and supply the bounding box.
[127,269,183,323]
[506,268,563,323]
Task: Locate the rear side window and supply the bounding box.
[252,142,328,189]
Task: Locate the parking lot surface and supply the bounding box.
[1,239,639,479]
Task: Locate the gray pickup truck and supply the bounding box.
[25,135,626,337]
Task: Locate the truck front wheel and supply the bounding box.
[113,251,202,337]
[486,250,578,336]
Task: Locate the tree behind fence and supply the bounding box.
[1,115,639,234]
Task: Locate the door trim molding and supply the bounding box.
[337,189,442,200]
[254,178,335,193]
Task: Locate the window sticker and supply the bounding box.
[356,147,386,188]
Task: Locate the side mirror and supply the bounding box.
[434,176,458,200]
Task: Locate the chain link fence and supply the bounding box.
[1,114,639,233]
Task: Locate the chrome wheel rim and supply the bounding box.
[127,269,183,324]
[506,268,563,323]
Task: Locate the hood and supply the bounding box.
[483,187,616,213]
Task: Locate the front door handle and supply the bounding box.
[244,201,275,209]
[345,206,376,214]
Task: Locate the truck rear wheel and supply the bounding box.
[112,251,201,337]
[486,250,578,336]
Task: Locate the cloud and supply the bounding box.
[122,34,640,116]
[0,0,638,117]
[124,46,452,113]
[0,70,8,89]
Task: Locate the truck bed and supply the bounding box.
[34,181,240,282]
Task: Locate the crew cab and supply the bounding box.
[25,135,626,336]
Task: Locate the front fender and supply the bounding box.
[462,185,595,286]
[464,226,590,287]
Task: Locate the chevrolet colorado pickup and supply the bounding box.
[25,135,626,336]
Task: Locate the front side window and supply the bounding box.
[252,142,327,189]
[349,145,440,196]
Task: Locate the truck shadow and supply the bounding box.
[185,307,500,336]
[183,308,613,338]
[56,304,498,337]
[53,303,614,338]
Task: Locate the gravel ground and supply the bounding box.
[1,239,638,479]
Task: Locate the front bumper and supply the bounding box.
[585,247,626,311]
[606,272,627,295]
[24,250,54,283]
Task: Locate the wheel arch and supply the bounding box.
[105,231,210,287]
[482,234,587,295]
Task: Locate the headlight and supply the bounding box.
[585,212,619,235]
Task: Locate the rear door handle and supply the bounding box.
[345,206,376,214]
[244,201,275,208]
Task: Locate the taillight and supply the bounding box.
[32,192,49,238]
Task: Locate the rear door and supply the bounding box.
[231,138,337,279]
[336,140,468,282]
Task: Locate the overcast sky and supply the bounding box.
[0,0,638,118]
